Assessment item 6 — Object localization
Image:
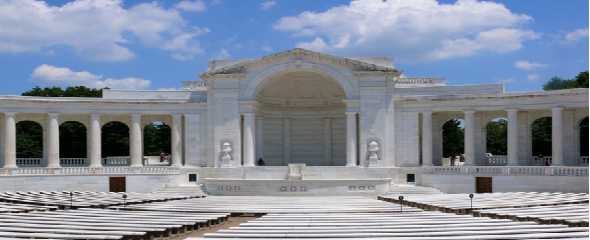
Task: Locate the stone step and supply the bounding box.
[155,184,209,196]
[386,185,444,195]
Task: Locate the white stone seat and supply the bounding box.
[0,231,122,240]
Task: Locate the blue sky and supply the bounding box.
[0,0,587,95]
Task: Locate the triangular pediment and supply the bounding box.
[198,48,401,79]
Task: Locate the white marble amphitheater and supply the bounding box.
[0,48,588,239]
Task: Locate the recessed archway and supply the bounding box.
[441,119,464,166]
[253,70,347,166]
[531,117,552,165]
[59,121,87,158]
[143,121,171,164]
[101,121,130,159]
[16,121,43,161]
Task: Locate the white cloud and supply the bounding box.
[275,0,536,62]
[527,74,540,82]
[213,48,230,60]
[260,1,276,10]
[261,46,273,52]
[45,50,55,55]
[0,0,208,61]
[514,61,550,70]
[562,28,589,46]
[498,78,515,83]
[30,64,150,89]
[174,1,206,11]
[211,0,222,5]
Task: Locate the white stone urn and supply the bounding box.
[220,142,233,168]
[368,141,380,167]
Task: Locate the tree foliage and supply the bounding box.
[22,86,104,98]
[143,122,171,156]
[486,119,507,155]
[16,121,43,158]
[442,119,464,158]
[581,117,589,156]
[101,122,130,158]
[59,122,87,158]
[532,117,552,156]
[543,71,589,90]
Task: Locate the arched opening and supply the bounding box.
[59,121,87,166]
[143,121,171,165]
[15,121,43,167]
[485,118,507,165]
[442,119,464,166]
[531,117,552,165]
[253,70,347,166]
[101,121,130,166]
[580,117,589,166]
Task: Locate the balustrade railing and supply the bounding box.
[60,158,87,166]
[16,158,43,167]
[486,156,507,166]
[397,78,434,85]
[533,156,552,165]
[0,166,179,176]
[424,166,588,176]
[103,157,131,166]
[579,156,589,166]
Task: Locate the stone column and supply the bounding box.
[89,114,102,167]
[255,117,263,161]
[463,110,476,166]
[282,118,291,165]
[130,114,143,167]
[324,118,332,166]
[506,109,519,166]
[46,113,60,168]
[3,112,17,168]
[243,113,255,167]
[346,112,358,167]
[552,107,564,166]
[171,114,183,167]
[421,112,433,166]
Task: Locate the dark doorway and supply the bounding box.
[189,173,197,182]
[406,174,415,184]
[476,177,492,193]
[109,177,126,192]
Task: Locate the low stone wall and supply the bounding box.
[423,174,589,193]
[0,174,179,193]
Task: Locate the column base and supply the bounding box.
[171,164,182,167]
[346,164,357,167]
[506,163,520,166]
[47,164,61,168]
[551,164,565,167]
[3,165,17,169]
[89,164,102,168]
[242,164,255,167]
[130,164,143,167]
[421,164,434,167]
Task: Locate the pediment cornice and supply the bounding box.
[198,48,402,80]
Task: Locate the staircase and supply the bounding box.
[385,184,443,196]
[156,184,208,196]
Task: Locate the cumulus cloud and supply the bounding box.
[174,0,206,11]
[274,0,537,62]
[561,28,589,46]
[261,46,273,52]
[514,61,550,70]
[30,64,150,89]
[0,0,208,61]
[527,74,540,82]
[213,48,230,60]
[260,1,276,10]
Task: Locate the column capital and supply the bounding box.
[505,108,519,112]
[256,116,264,120]
[47,113,60,116]
[130,114,142,117]
[422,111,433,115]
[283,117,292,121]
[171,114,183,117]
[462,110,476,114]
[345,112,358,115]
[242,113,255,116]
[551,107,564,111]
[3,112,17,116]
[90,113,101,118]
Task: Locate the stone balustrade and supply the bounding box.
[15,158,42,167]
[59,158,87,166]
[533,156,553,165]
[424,166,589,176]
[0,166,179,176]
[486,156,507,166]
[398,78,434,84]
[103,156,130,166]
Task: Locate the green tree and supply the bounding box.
[143,122,172,156]
[581,117,589,156]
[16,121,43,158]
[22,86,104,97]
[532,117,552,156]
[101,122,130,158]
[486,119,507,155]
[542,71,589,90]
[574,70,589,88]
[442,119,464,158]
[59,122,87,158]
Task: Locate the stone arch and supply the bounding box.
[530,117,552,163]
[578,116,589,159]
[15,120,43,159]
[143,121,171,158]
[241,62,357,101]
[59,121,87,158]
[101,121,130,158]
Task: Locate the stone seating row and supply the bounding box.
[0,202,58,213]
[191,212,589,239]
[111,196,420,214]
[379,192,589,214]
[0,208,230,240]
[472,204,590,227]
[0,191,203,208]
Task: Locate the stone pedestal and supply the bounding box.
[368,141,380,168]
[287,163,306,180]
